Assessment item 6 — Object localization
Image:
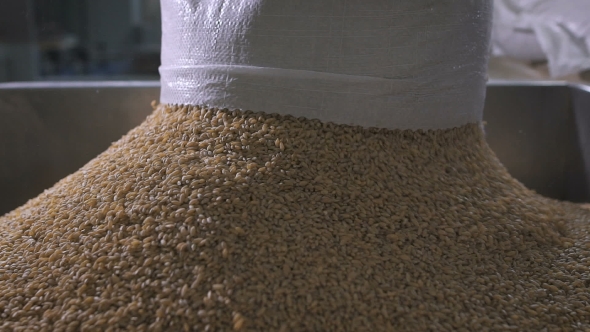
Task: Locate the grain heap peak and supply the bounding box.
[2,104,590,330]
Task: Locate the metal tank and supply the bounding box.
[0,81,589,215]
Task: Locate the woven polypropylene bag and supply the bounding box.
[160,0,492,130]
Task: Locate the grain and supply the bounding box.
[1,104,590,331]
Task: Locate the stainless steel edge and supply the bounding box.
[0,79,580,89]
[0,81,162,89]
[486,79,570,87]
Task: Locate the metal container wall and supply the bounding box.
[0,81,589,215]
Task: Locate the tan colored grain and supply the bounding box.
[1,104,590,331]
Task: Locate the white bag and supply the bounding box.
[160,0,492,130]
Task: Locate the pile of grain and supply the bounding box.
[1,104,590,331]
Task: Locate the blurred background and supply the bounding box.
[0,0,589,83]
[0,0,161,82]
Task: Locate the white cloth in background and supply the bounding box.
[492,0,590,78]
